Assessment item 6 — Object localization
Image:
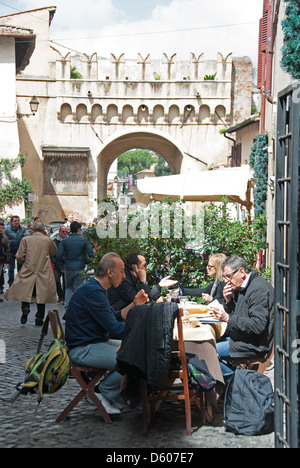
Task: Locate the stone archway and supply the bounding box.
[97,130,184,200]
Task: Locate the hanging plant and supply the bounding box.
[281,0,300,79]
[249,134,269,243]
[249,134,269,217]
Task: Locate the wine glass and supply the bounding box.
[180,296,189,315]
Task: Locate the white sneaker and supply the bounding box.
[86,392,121,414]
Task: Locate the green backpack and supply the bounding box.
[11,314,70,403]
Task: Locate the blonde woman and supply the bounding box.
[184,253,227,304]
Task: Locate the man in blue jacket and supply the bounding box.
[56,221,94,311]
[66,252,148,415]
[4,215,26,286]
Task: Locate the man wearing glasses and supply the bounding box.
[209,255,274,382]
[108,252,177,312]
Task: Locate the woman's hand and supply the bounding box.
[202,293,212,302]
[159,276,178,288]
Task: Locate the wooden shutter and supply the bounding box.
[257,18,264,89]
[257,1,270,89]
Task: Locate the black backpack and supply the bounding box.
[224,368,274,436]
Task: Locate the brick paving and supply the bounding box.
[0,296,275,450]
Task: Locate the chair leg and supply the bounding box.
[191,389,207,425]
[56,368,112,423]
[182,378,192,435]
[56,389,86,422]
[140,380,150,435]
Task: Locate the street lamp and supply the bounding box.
[17,96,39,119]
[29,96,39,114]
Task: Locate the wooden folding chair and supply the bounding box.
[140,308,206,436]
[48,310,112,424]
[227,341,274,374]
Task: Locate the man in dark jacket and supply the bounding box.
[51,226,68,303]
[0,220,10,299]
[56,221,94,310]
[4,215,26,286]
[108,252,177,310]
[210,255,274,382]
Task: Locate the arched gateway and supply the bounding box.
[8,7,254,222]
[97,129,184,200]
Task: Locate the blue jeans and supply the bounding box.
[65,269,84,310]
[216,336,235,383]
[68,339,122,402]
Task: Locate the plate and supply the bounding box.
[198,318,222,324]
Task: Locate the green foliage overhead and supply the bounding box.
[281,0,300,79]
[0,154,32,214]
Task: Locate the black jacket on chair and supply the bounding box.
[116,302,178,388]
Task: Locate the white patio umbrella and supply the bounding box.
[134,166,254,211]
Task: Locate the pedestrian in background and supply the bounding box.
[51,225,68,303]
[56,220,94,311]
[4,220,57,325]
[0,220,10,300]
[4,215,26,286]
[64,213,74,230]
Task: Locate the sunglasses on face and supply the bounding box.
[223,268,239,281]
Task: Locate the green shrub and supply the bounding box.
[83,197,269,289]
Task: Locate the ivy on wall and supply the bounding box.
[0,154,32,216]
[249,134,269,245]
[249,134,269,217]
[281,0,300,79]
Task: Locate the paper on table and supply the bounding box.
[208,299,223,311]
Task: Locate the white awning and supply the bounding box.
[134,166,253,209]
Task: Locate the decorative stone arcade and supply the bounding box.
[37,51,251,220]
[18,50,253,222]
[4,7,253,222]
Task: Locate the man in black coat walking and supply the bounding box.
[51,225,68,303]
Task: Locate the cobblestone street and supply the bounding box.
[0,298,275,450]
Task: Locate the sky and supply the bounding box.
[0,0,263,68]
